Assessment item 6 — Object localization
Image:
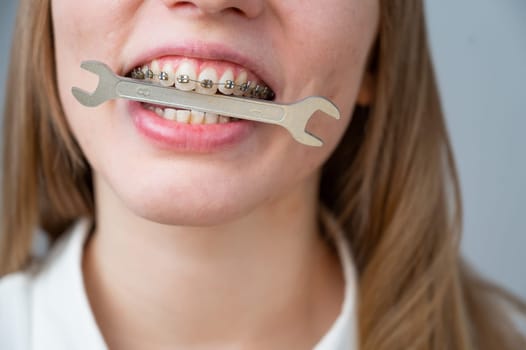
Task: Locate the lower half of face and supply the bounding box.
[52,0,379,225]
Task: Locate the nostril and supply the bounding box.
[164,0,263,18]
[227,7,244,16]
[170,1,196,10]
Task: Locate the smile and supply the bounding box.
[127,57,275,125]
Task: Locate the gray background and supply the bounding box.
[1,1,525,298]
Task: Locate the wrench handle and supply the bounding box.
[115,79,286,123]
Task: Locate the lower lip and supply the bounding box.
[128,101,256,152]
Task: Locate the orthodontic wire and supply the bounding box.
[130,67,275,100]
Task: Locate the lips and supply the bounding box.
[128,101,256,153]
[123,43,273,153]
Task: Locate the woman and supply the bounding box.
[0,0,525,349]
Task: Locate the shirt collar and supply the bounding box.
[314,207,359,350]
[32,219,107,350]
[31,213,358,350]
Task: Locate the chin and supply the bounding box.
[105,175,262,227]
[134,203,249,227]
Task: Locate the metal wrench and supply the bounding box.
[72,60,340,147]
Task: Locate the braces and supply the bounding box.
[130,67,275,101]
[73,60,341,147]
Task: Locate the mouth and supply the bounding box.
[120,44,279,152]
[125,56,275,125]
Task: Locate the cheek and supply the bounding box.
[51,0,136,103]
[51,0,136,164]
[274,1,378,150]
[52,0,107,125]
[52,1,104,64]
[276,0,379,111]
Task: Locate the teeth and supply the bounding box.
[241,81,254,97]
[190,110,204,124]
[133,62,273,100]
[218,69,235,95]
[195,67,218,95]
[204,112,219,124]
[164,108,177,120]
[175,61,197,91]
[131,68,145,80]
[233,71,248,96]
[145,104,155,111]
[144,104,235,125]
[160,64,175,87]
[176,110,191,123]
[151,60,161,82]
[142,65,154,80]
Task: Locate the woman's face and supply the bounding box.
[51,0,379,225]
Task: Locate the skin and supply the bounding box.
[51,0,379,349]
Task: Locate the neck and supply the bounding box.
[83,175,344,349]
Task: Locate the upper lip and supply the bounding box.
[122,41,277,93]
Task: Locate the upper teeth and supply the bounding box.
[130,59,274,100]
[196,67,218,95]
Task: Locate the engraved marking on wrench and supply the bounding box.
[137,87,151,97]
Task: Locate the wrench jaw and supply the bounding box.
[291,129,324,147]
[71,86,106,107]
[283,96,341,147]
[71,61,120,107]
[298,96,341,121]
[281,112,323,147]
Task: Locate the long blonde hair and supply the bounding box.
[2,0,525,348]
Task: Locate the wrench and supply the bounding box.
[72,60,340,147]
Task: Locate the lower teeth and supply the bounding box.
[144,104,235,125]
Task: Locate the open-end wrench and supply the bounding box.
[72,60,340,147]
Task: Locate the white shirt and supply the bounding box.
[0,216,358,350]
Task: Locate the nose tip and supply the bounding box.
[162,0,264,18]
